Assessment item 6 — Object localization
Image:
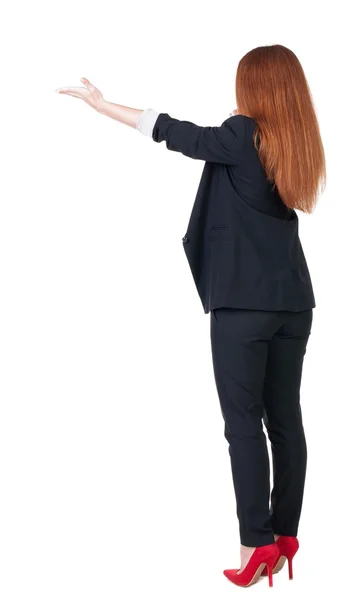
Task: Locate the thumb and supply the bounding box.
[81,77,97,93]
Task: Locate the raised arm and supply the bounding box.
[55,78,244,164]
[55,77,144,127]
[137,109,245,164]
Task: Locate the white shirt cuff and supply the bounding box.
[136,108,160,137]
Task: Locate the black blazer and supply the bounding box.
[152,112,315,314]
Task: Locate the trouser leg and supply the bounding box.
[262,309,313,536]
[210,307,279,547]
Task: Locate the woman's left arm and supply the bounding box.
[55,77,145,128]
[55,78,243,164]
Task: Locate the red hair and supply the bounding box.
[236,45,326,212]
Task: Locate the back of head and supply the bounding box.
[236,44,326,213]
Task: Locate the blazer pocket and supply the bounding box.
[209,224,231,241]
[210,224,230,230]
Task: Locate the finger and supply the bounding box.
[80,77,97,93]
[56,86,86,94]
[57,90,86,99]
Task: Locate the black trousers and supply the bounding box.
[210,307,313,547]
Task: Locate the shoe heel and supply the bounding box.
[267,566,273,587]
[288,557,293,580]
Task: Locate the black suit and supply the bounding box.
[153,112,315,314]
[152,112,314,547]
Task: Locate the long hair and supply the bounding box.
[236,45,326,213]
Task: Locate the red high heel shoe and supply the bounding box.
[262,536,299,579]
[223,543,279,588]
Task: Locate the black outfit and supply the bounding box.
[210,307,312,546]
[152,112,315,546]
[153,113,315,314]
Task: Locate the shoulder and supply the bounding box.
[220,114,256,141]
[219,115,256,152]
[221,114,257,129]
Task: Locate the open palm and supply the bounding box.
[55,78,104,112]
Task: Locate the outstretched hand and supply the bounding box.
[55,78,105,112]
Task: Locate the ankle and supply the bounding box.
[240,544,256,556]
[240,545,256,570]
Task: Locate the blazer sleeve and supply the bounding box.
[151,113,246,164]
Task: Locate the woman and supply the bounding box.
[56,44,326,588]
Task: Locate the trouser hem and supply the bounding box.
[240,531,275,547]
[272,527,298,537]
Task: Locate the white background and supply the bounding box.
[1,1,356,598]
